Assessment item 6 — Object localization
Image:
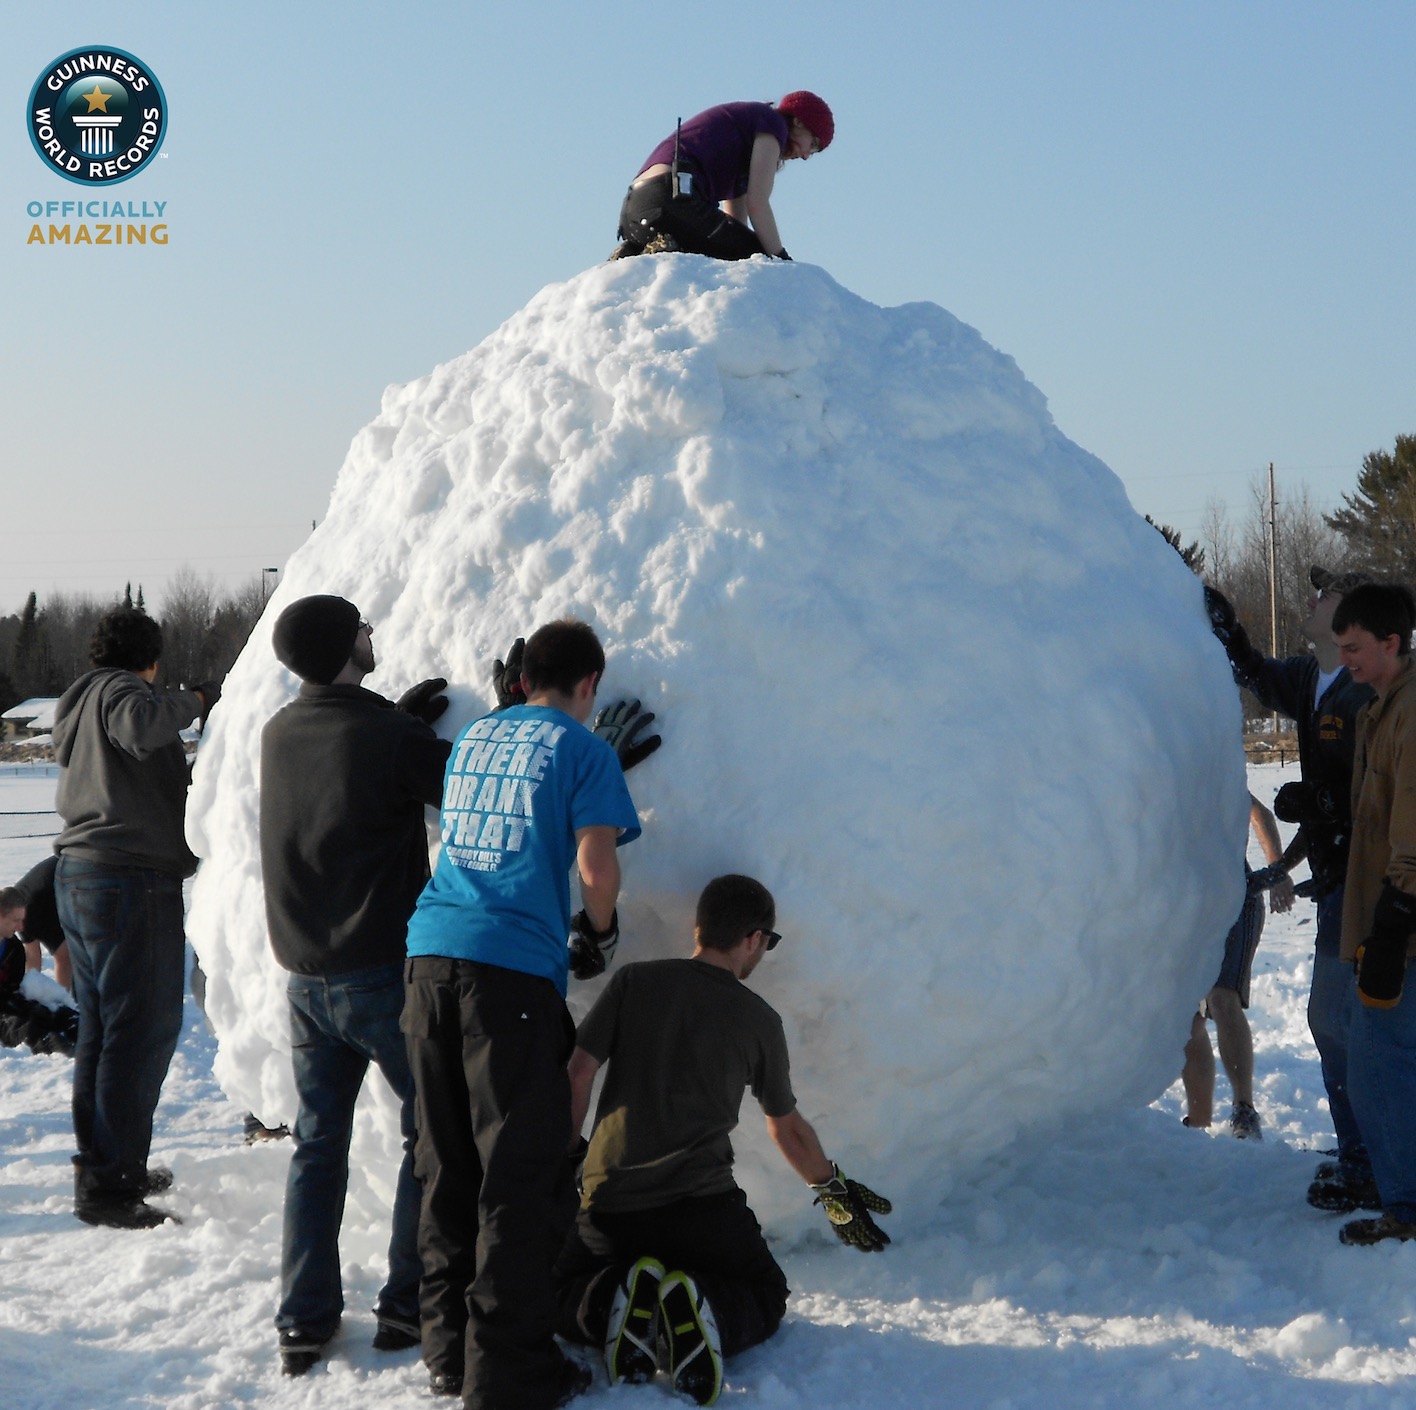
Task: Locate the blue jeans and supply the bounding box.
[1308,887,1368,1172]
[56,856,186,1197]
[1347,957,1416,1220]
[277,962,421,1340]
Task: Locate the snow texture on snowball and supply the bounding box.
[185,255,1247,1231]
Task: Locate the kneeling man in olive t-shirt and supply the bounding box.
[553,874,892,1406]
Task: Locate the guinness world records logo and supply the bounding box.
[28,46,167,185]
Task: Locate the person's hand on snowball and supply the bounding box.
[491,638,526,711]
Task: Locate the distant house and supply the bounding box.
[2,697,59,743]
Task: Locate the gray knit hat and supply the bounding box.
[272,595,361,684]
[1310,565,1373,597]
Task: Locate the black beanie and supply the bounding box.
[272,595,362,684]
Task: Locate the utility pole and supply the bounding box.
[1268,462,1280,742]
[261,567,280,605]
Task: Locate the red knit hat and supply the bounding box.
[777,91,834,151]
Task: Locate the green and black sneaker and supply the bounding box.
[658,1270,722,1406]
[605,1255,664,1384]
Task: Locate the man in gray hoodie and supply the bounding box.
[52,607,215,1229]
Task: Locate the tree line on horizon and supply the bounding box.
[0,434,1412,722]
[0,567,272,716]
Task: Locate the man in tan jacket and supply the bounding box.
[1332,584,1416,1245]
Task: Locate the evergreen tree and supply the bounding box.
[1145,515,1206,576]
[12,592,39,697]
[123,581,133,609]
[1324,434,1416,580]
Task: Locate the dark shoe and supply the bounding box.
[605,1255,664,1384]
[641,231,680,255]
[1230,1101,1262,1140]
[279,1328,330,1376]
[75,1193,174,1229]
[659,1271,722,1406]
[428,1370,463,1397]
[1308,1173,1382,1213]
[141,1165,174,1196]
[372,1316,420,1351]
[1340,1211,1416,1246]
[551,1353,592,1408]
[1316,1153,1372,1183]
[607,239,644,261]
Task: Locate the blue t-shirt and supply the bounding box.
[405,705,642,994]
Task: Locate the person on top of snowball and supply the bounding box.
[1204,569,1376,1212]
[609,92,833,263]
[552,874,892,1408]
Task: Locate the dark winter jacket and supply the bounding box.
[52,669,202,878]
[1224,642,1373,896]
[260,683,451,976]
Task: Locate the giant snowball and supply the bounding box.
[186,257,1246,1229]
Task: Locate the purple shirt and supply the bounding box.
[639,102,789,205]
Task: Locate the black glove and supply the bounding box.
[396,677,449,726]
[1247,863,1289,894]
[1203,585,1238,643]
[1201,584,1260,668]
[491,638,526,711]
[190,679,222,720]
[1272,781,1339,827]
[1357,881,1416,1008]
[809,1164,893,1252]
[592,699,662,772]
[568,909,619,981]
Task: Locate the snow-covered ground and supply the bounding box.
[4,759,1415,1410]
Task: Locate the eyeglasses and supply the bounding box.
[755,926,781,950]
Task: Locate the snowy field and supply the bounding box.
[4,759,1416,1410]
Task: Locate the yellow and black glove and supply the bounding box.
[1357,882,1416,1008]
[810,1164,893,1252]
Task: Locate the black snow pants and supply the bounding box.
[403,957,577,1410]
[617,171,766,260]
[554,1187,790,1358]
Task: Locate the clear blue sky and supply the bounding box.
[3,1,1412,612]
